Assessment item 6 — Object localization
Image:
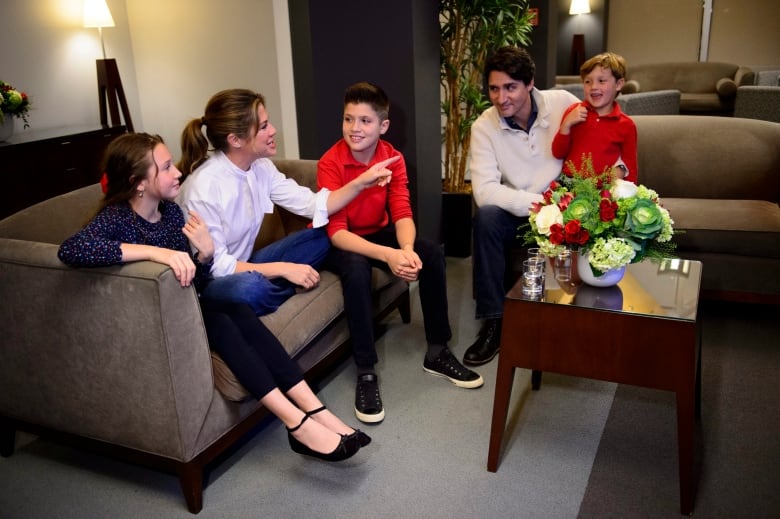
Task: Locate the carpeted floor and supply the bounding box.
[1,257,778,518]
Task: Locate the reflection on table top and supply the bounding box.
[507,259,702,321]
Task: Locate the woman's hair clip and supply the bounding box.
[100,172,109,194]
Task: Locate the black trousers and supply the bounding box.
[199,299,304,400]
[324,225,452,368]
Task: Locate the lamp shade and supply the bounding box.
[83,0,115,28]
[569,0,591,15]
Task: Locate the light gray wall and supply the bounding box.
[2,0,778,158]
[607,0,780,69]
[0,0,297,159]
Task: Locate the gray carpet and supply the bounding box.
[1,257,778,518]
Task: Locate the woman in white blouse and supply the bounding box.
[177,89,393,315]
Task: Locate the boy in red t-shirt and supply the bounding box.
[318,82,483,424]
[552,52,638,182]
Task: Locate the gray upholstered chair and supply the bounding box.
[755,69,780,86]
[617,89,681,115]
[734,86,780,123]
[552,83,584,100]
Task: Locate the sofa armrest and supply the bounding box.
[716,77,737,97]
[0,238,215,461]
[622,79,640,94]
[734,67,755,87]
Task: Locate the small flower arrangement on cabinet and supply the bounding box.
[1,80,31,128]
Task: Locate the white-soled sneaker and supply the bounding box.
[355,373,385,423]
[423,348,484,389]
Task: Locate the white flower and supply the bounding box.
[534,204,563,235]
[610,179,638,199]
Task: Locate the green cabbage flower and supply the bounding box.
[624,198,664,239]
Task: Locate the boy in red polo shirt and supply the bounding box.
[318,82,483,424]
[552,52,638,182]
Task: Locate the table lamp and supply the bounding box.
[569,0,591,75]
[84,0,134,131]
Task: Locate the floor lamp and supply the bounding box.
[569,0,591,75]
[84,0,134,132]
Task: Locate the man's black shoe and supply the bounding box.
[463,318,502,366]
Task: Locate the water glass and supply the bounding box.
[521,258,545,298]
[553,248,573,283]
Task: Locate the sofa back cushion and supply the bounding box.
[0,183,102,243]
[634,115,780,202]
[629,62,740,93]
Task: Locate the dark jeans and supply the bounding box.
[201,228,330,316]
[324,226,451,368]
[472,205,529,319]
[199,299,304,400]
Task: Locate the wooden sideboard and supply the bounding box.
[0,125,126,220]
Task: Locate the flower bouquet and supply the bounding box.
[1,80,31,128]
[522,155,676,276]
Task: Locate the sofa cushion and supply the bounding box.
[663,198,780,258]
[679,93,722,112]
[213,268,402,401]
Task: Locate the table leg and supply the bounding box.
[531,369,542,390]
[676,383,696,515]
[487,362,516,472]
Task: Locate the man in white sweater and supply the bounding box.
[463,46,579,366]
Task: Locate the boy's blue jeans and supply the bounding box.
[472,205,529,319]
[201,228,330,316]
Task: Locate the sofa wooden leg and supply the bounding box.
[177,461,203,514]
[0,419,15,457]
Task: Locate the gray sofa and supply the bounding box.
[633,115,780,303]
[620,62,754,115]
[0,158,410,513]
[550,85,681,115]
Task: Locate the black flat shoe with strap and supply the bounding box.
[306,405,372,447]
[286,414,361,462]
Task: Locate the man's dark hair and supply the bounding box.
[484,46,536,86]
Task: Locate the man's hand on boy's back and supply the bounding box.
[357,156,399,188]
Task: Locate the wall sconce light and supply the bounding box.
[83,0,134,131]
[568,0,591,75]
[569,0,591,15]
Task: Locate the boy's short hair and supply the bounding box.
[580,52,627,81]
[344,82,390,121]
[484,46,536,86]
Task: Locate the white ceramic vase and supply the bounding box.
[576,250,626,287]
[0,116,14,142]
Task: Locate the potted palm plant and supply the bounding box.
[440,0,534,255]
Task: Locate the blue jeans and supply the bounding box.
[201,228,330,316]
[472,205,529,319]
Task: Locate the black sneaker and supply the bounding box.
[423,348,484,389]
[355,373,385,423]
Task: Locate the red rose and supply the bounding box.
[564,220,590,245]
[549,223,565,245]
[599,199,618,221]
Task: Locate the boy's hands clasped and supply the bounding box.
[386,247,422,282]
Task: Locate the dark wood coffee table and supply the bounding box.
[487,259,702,515]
